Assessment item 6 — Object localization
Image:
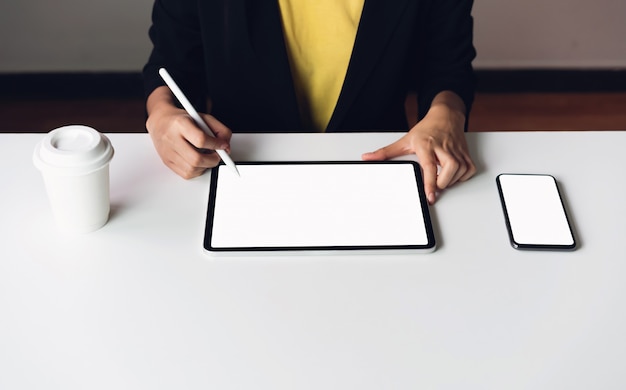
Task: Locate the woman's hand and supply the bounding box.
[146,86,233,179]
[362,91,476,204]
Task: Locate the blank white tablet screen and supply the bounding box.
[209,163,429,249]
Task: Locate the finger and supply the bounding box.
[437,159,459,190]
[459,154,477,182]
[446,149,477,186]
[173,114,231,152]
[169,129,221,170]
[437,150,465,189]
[162,147,209,180]
[180,140,222,169]
[193,114,232,152]
[361,137,411,161]
[415,150,438,205]
[203,114,233,143]
[181,126,229,153]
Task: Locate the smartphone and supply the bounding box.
[496,174,576,250]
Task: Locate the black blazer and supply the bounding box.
[143,0,476,133]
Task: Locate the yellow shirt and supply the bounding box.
[278,0,364,132]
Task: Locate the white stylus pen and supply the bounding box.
[158,68,240,177]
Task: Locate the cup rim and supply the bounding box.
[33,125,114,176]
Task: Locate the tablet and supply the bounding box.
[203,161,436,255]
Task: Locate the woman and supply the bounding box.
[143,0,477,204]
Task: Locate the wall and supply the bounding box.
[473,0,626,68]
[0,0,153,72]
[1,0,625,72]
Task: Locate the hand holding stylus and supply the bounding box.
[145,69,239,179]
[158,68,240,176]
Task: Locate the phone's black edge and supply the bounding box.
[512,242,577,251]
[495,174,516,248]
[495,173,577,252]
[550,175,578,251]
[204,160,436,253]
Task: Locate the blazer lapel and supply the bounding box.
[327,0,411,131]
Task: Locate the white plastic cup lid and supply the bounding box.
[33,125,114,175]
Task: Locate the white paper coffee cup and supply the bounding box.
[33,125,114,233]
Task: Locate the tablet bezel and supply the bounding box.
[203,161,436,255]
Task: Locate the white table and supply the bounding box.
[1,132,625,389]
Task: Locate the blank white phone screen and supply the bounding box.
[498,174,574,247]
[210,163,429,249]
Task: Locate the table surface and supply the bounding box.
[1,131,625,390]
